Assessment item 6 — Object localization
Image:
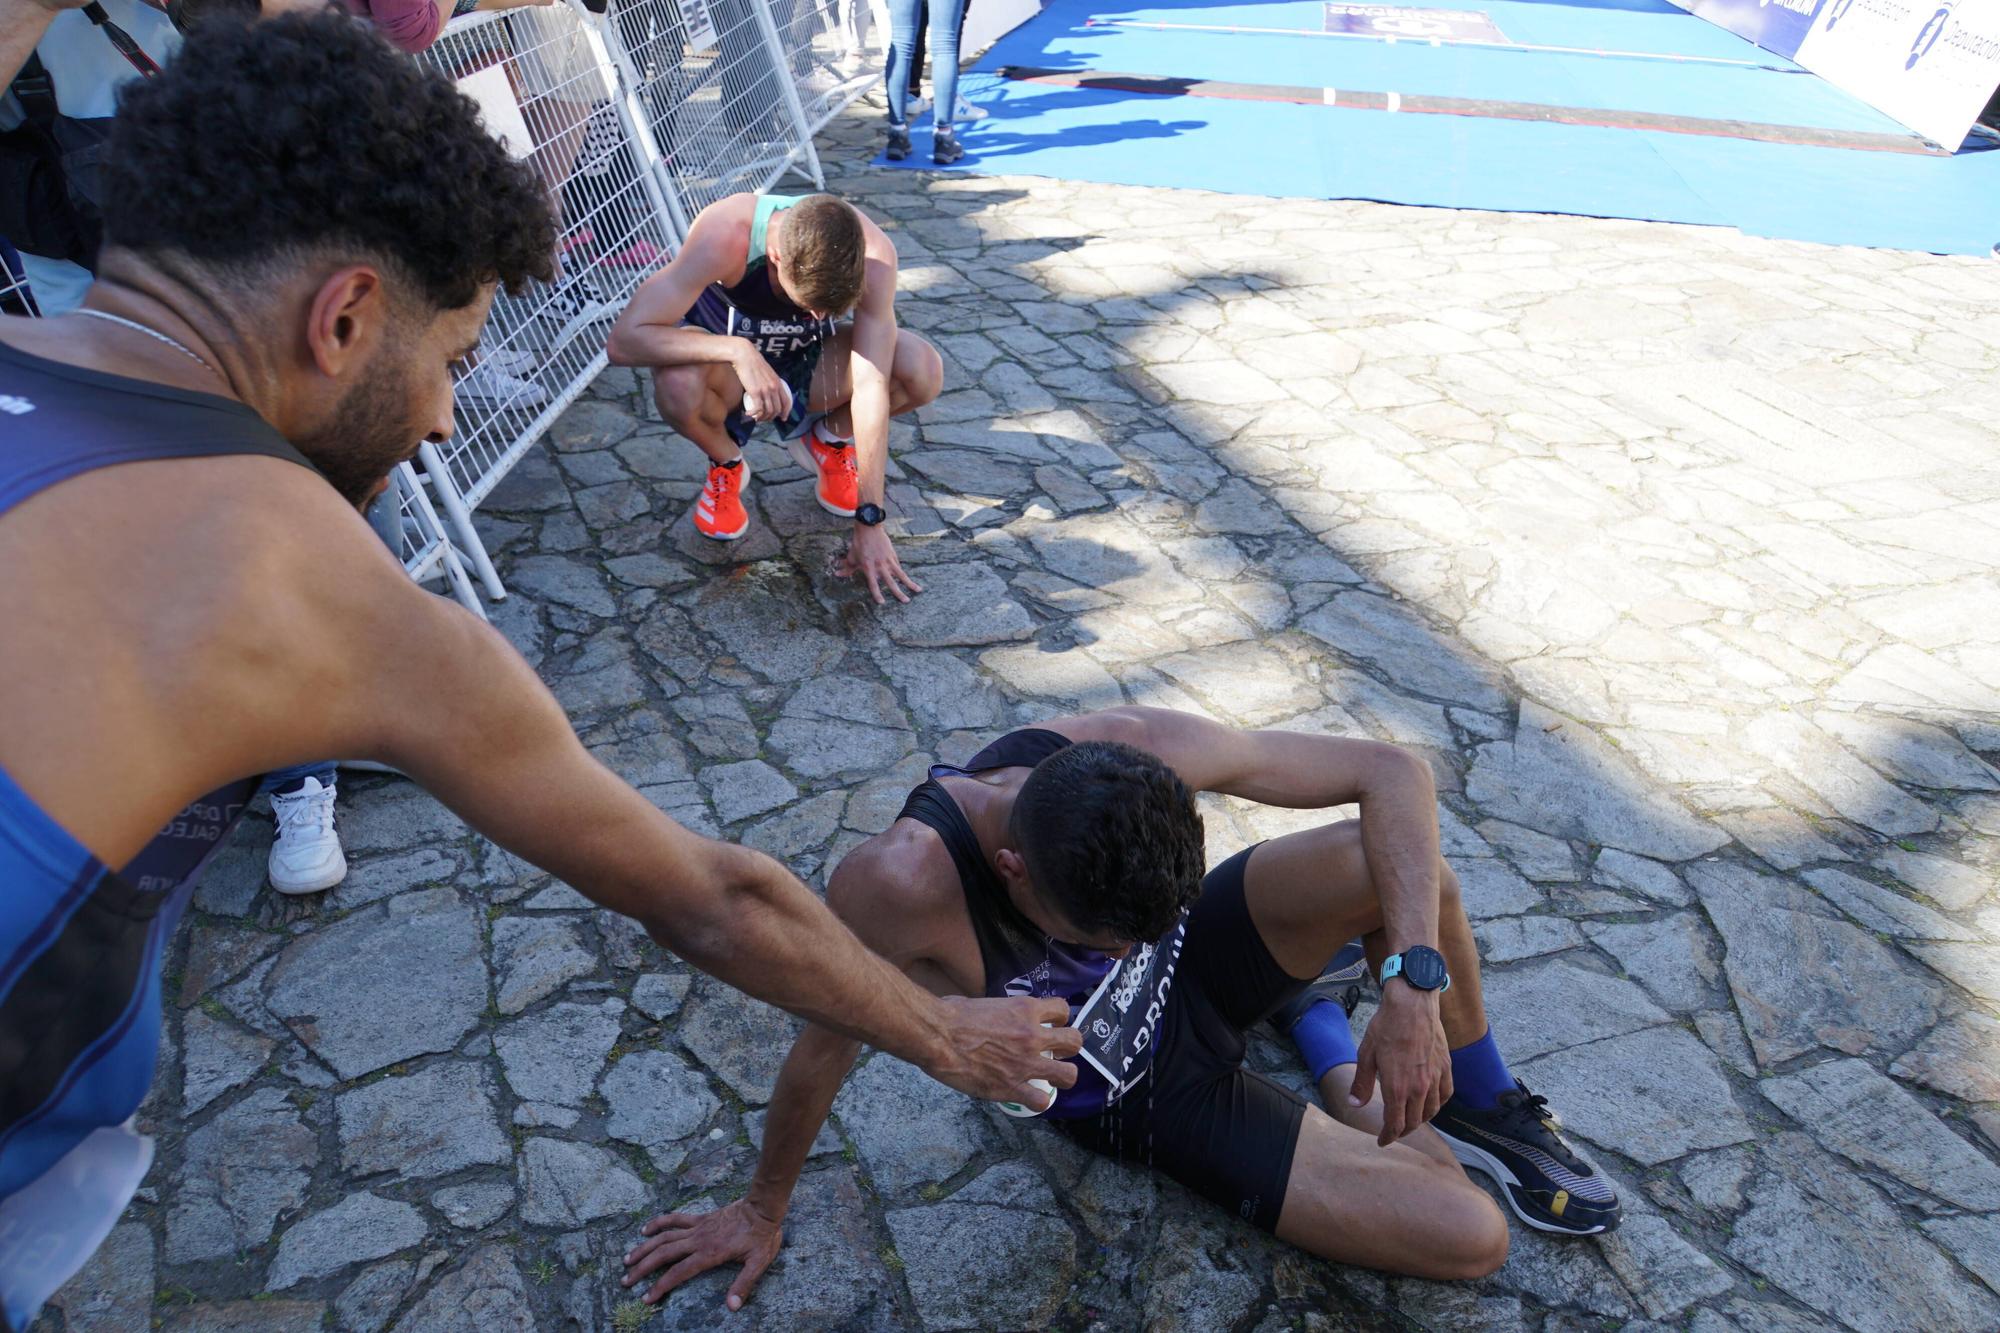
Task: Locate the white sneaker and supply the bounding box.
[268,776,347,895]
[953,94,988,121]
[456,360,549,409]
[904,94,931,120]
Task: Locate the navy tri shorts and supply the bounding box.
[1051,842,1316,1233]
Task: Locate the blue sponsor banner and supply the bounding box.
[1673,0,1824,57]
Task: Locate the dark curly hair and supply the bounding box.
[1011,741,1206,944]
[100,10,554,310]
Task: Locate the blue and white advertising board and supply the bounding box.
[1674,0,2000,147]
[1794,0,2000,147]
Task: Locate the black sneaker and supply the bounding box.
[1267,940,1369,1036]
[932,126,965,166]
[886,126,912,161]
[1432,1080,1622,1236]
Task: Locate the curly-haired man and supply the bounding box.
[623,708,1624,1312]
[607,190,943,603]
[0,17,1072,1326]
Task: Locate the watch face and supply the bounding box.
[856,503,886,526]
[1400,946,1448,990]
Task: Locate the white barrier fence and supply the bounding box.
[417,0,883,602]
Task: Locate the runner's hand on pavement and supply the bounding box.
[623,1197,783,1311]
[733,344,789,422]
[836,521,923,604]
[927,994,1080,1107]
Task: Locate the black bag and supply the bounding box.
[0,53,115,269]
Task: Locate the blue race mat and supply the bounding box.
[873,0,2000,254]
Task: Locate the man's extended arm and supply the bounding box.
[266,504,1079,1106]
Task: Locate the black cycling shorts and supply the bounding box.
[1051,842,1314,1233]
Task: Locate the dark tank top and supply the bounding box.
[0,335,318,1314]
[896,728,1186,1118]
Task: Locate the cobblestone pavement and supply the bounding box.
[38,101,2000,1333]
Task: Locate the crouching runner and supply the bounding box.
[606,191,941,604]
[621,707,1623,1310]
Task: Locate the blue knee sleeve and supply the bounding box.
[1291,1001,1359,1084]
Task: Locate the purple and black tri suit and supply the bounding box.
[895,727,1320,1232]
[0,340,317,1330]
[683,193,838,449]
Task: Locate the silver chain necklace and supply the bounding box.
[74,308,223,383]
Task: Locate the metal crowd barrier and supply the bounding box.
[415,0,884,603]
[392,462,488,618]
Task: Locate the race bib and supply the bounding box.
[1071,919,1186,1104]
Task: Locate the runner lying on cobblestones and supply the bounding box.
[622,706,1622,1310]
[0,19,1070,1328]
[605,189,942,602]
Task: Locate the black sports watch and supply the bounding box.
[854,502,887,527]
[1381,944,1451,993]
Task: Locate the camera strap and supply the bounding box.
[82,3,164,78]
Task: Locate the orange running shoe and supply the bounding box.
[791,425,859,518]
[693,458,751,540]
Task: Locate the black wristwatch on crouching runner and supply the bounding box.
[1381,944,1451,992]
[855,502,887,526]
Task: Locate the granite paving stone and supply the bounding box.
[886,1163,1076,1332]
[267,1192,426,1290]
[491,915,599,1015]
[1518,1024,1755,1164]
[333,1260,413,1333]
[493,997,624,1107]
[262,887,488,1080]
[1762,1058,2000,1210]
[1466,703,1728,860]
[336,1063,510,1179]
[518,1138,649,1227]
[1726,1133,2000,1332]
[601,1047,720,1169]
[1689,862,1943,1066]
[179,1009,274,1114]
[677,980,802,1104]
[831,1052,992,1197]
[1889,1009,2000,1103]
[388,1245,536,1333]
[165,1088,316,1263]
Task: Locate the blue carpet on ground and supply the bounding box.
[873,0,2000,254]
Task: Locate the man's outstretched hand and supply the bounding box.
[928,994,1080,1111]
[623,1198,783,1311]
[835,522,923,605]
[1347,982,1451,1147]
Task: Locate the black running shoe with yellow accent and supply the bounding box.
[1267,940,1369,1036]
[1432,1080,1621,1235]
